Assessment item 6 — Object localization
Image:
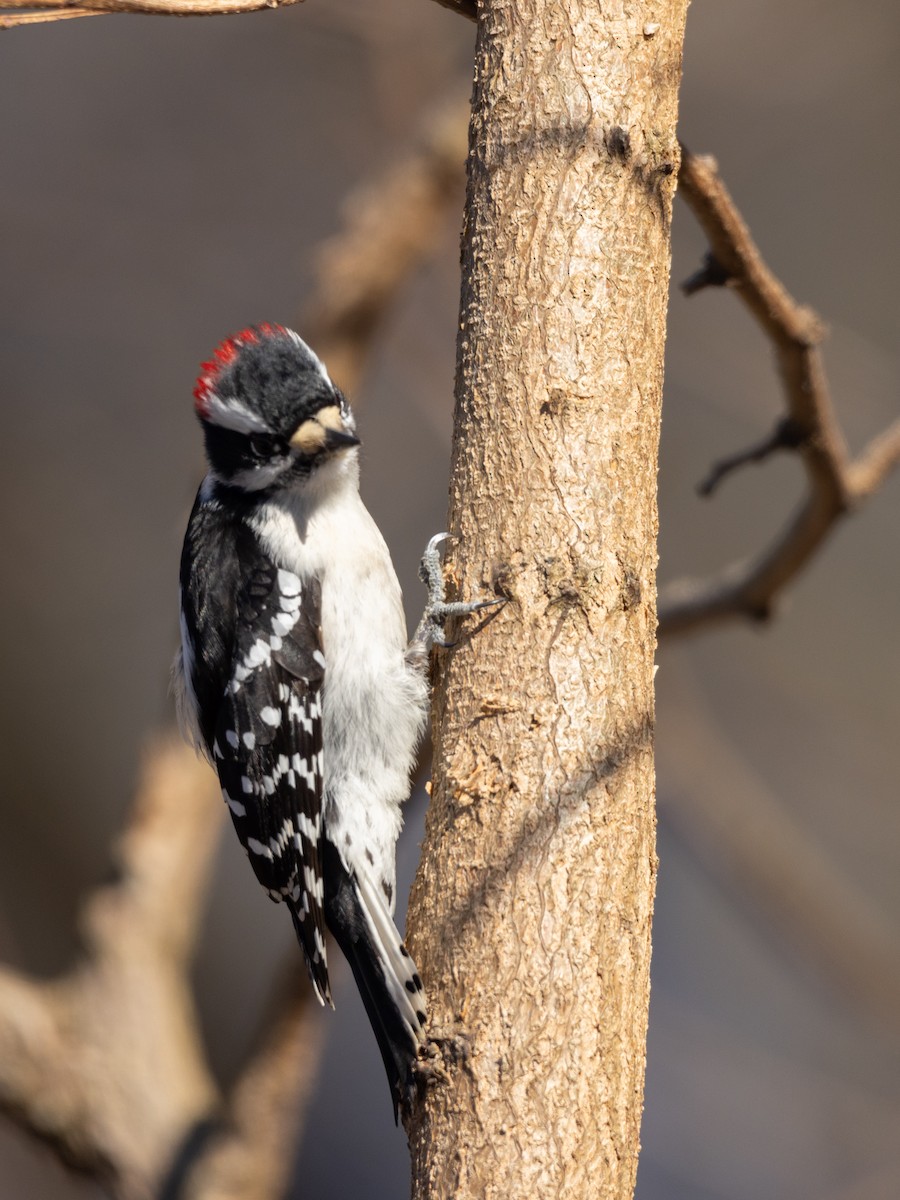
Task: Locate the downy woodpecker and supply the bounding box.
[173,323,493,1118]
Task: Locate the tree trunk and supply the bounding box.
[407,3,688,1197]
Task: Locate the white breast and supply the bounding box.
[249,455,428,910]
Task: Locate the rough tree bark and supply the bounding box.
[407,3,688,1198]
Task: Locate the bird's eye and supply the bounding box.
[249,436,272,461]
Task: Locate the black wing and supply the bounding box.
[214,554,331,1004]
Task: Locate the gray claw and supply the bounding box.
[418,533,453,598]
[414,533,503,650]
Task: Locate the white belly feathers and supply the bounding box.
[249,461,428,909]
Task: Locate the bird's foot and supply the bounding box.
[411,533,504,653]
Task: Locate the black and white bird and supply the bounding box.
[173,323,493,1119]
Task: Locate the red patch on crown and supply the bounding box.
[193,323,288,417]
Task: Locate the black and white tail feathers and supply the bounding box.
[323,839,426,1121]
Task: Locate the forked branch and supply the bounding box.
[658,148,900,637]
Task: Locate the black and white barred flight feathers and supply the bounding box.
[174,324,428,1119]
[217,553,330,1001]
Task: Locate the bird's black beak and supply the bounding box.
[324,426,361,450]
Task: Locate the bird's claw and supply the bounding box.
[418,532,453,597]
[413,532,504,651]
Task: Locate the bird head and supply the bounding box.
[193,324,359,492]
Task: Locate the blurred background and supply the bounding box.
[1,1,898,1197]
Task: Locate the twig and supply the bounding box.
[680,250,731,296]
[697,416,806,497]
[658,148,900,637]
[1,7,100,24]
[429,0,476,19]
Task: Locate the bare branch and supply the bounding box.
[696,415,806,498]
[83,737,223,962]
[0,0,304,27]
[406,2,688,1193]
[658,148,900,638]
[1,7,100,25]
[0,740,327,1200]
[182,965,325,1200]
[0,740,221,1198]
[846,419,900,499]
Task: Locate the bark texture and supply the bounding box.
[407,3,688,1197]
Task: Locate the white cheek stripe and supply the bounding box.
[200,391,272,435]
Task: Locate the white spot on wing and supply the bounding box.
[222,790,247,817]
[303,865,324,903]
[277,570,301,596]
[271,612,295,637]
[246,640,271,668]
[313,927,327,959]
[294,811,319,843]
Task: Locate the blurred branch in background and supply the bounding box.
[0,0,475,30]
[659,148,900,638]
[180,960,325,1200]
[0,740,209,1196]
[0,740,328,1200]
[659,660,900,1035]
[301,92,468,395]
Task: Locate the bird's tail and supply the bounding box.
[322,839,426,1122]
